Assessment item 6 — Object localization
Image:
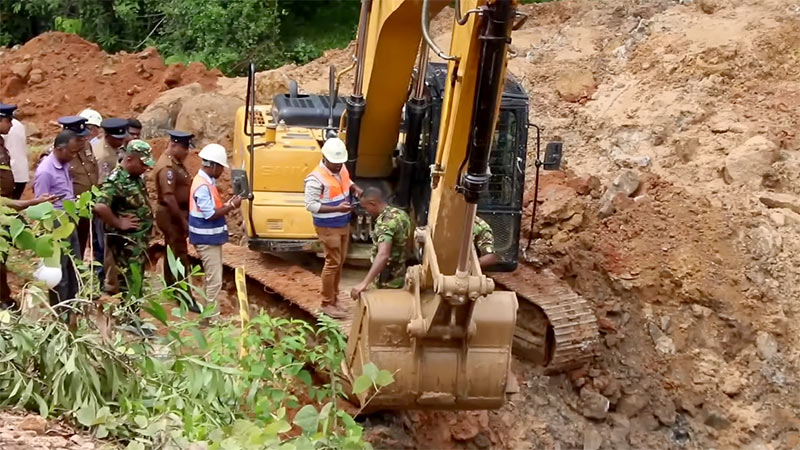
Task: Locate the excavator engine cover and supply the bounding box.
[346,288,518,411]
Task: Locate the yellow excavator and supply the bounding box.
[232,0,595,410]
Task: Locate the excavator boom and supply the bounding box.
[345,0,521,410]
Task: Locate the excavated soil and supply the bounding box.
[2,0,800,448]
[0,32,220,136]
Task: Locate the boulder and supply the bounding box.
[174,92,243,147]
[10,61,32,79]
[598,170,640,218]
[27,68,44,85]
[723,136,777,186]
[138,83,203,139]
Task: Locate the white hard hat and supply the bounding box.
[78,109,103,127]
[34,264,62,289]
[198,143,229,168]
[321,137,348,164]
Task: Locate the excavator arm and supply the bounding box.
[345,0,521,411]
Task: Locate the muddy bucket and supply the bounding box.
[345,288,517,411]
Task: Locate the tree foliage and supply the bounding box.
[0,0,360,75]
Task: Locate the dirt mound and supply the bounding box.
[0,32,221,135]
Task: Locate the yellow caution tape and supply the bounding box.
[235,266,250,358]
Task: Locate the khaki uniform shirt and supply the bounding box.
[0,136,15,197]
[92,138,122,181]
[70,142,99,196]
[153,153,191,209]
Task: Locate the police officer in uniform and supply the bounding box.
[93,118,128,181]
[153,130,198,311]
[58,116,96,257]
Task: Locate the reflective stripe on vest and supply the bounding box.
[188,173,229,245]
[305,164,353,228]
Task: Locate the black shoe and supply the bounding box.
[0,299,18,311]
[187,301,201,314]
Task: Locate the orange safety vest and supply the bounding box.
[305,163,353,228]
[188,172,228,245]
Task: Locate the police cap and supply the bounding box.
[57,115,91,137]
[0,103,17,120]
[100,117,129,139]
[167,130,195,148]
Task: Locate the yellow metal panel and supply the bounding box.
[356,0,447,178]
[426,0,486,275]
[232,106,323,193]
[248,192,317,239]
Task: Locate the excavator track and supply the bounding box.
[156,243,597,372]
[491,265,599,372]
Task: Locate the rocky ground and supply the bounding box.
[1,0,799,449]
[0,412,114,450]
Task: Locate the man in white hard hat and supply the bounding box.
[189,144,241,305]
[304,137,362,317]
[79,109,103,146]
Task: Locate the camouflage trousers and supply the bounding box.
[104,233,149,303]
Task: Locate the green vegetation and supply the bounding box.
[0,0,361,75]
[0,197,394,448]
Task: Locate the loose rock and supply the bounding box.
[583,428,603,450]
[703,408,731,430]
[720,368,746,396]
[755,332,778,360]
[758,192,800,215]
[723,136,777,186]
[652,398,677,426]
[616,393,649,418]
[599,170,640,218]
[580,387,611,420]
[18,415,46,435]
[10,62,32,79]
[648,322,676,355]
[555,69,597,103]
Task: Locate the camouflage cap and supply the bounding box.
[125,139,155,167]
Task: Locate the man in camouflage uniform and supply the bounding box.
[351,187,411,299]
[473,216,499,269]
[93,140,154,301]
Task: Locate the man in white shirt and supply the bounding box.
[5,119,29,200]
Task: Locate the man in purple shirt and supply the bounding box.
[33,129,82,311]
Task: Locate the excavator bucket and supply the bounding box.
[344,288,518,411]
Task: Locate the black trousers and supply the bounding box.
[49,230,81,309]
[11,182,26,200]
